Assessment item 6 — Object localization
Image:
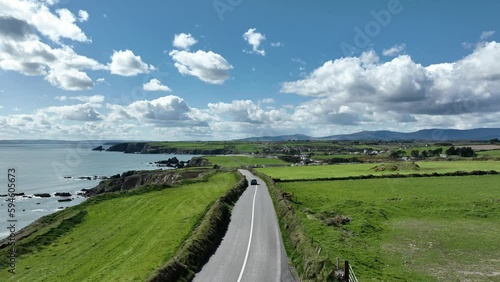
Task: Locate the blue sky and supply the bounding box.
[1,0,500,140]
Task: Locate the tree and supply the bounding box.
[421,150,429,158]
[458,147,476,157]
[433,148,443,155]
[491,138,500,144]
[390,150,406,159]
[446,146,457,155]
[411,150,420,159]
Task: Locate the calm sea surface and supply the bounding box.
[0,142,196,239]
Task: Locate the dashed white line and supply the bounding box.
[236,182,258,282]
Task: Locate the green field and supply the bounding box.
[257,160,500,180]
[310,154,360,160]
[477,150,500,158]
[0,172,239,281]
[277,175,500,281]
[205,155,288,168]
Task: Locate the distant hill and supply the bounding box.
[324,128,500,141]
[237,128,500,141]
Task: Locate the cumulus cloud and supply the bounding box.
[382,43,406,56]
[169,50,232,84]
[243,28,266,56]
[0,35,106,89]
[281,42,500,123]
[78,10,89,22]
[173,33,197,50]
[0,0,90,43]
[0,2,109,90]
[115,95,207,127]
[108,49,155,76]
[143,79,172,92]
[39,103,104,121]
[208,100,288,124]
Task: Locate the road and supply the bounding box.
[193,169,296,282]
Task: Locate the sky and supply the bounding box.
[1,0,500,141]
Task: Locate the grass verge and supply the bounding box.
[0,171,240,281]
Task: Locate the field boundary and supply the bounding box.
[273,169,499,183]
[146,171,248,282]
[253,170,338,282]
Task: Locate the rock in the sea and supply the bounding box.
[78,176,92,180]
[34,193,51,198]
[55,192,72,197]
[13,192,25,196]
[92,145,105,151]
[58,198,72,202]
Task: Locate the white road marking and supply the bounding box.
[236,182,258,282]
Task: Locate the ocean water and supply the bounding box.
[0,142,197,239]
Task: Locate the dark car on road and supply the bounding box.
[250,179,258,185]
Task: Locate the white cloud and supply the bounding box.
[282,42,500,124]
[39,103,104,121]
[78,10,89,22]
[55,95,104,103]
[480,30,495,40]
[143,79,172,92]
[169,49,232,84]
[382,43,406,57]
[208,100,288,124]
[0,3,107,91]
[243,28,266,56]
[96,77,110,85]
[261,98,274,104]
[173,33,197,50]
[0,0,90,44]
[270,42,283,47]
[117,95,207,127]
[108,50,154,76]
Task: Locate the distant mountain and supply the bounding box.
[237,128,500,142]
[323,128,500,141]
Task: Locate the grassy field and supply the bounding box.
[310,154,361,160]
[477,149,500,158]
[257,160,500,180]
[0,172,239,281]
[205,155,288,168]
[278,175,500,281]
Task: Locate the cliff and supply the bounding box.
[83,168,208,196]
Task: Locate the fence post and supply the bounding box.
[344,260,349,282]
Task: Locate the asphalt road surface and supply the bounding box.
[193,169,296,282]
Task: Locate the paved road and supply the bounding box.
[193,169,296,282]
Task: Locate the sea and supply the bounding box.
[0,142,197,240]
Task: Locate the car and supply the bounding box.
[250,179,258,185]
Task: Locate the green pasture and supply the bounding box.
[0,172,239,281]
[278,175,500,281]
[257,160,500,180]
